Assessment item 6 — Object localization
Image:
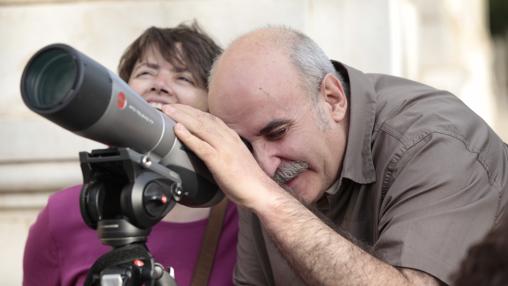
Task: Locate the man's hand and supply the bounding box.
[162,104,279,209]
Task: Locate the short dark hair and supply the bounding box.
[452,214,508,286]
[118,21,222,90]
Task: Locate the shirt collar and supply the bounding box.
[331,61,377,189]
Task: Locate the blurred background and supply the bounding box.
[1,0,507,284]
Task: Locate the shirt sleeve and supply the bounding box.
[374,132,504,284]
[23,203,61,286]
[234,207,272,286]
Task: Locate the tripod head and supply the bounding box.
[80,147,180,286]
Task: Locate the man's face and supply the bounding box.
[209,49,346,204]
[128,45,208,111]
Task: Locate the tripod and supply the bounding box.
[83,220,176,286]
[79,147,182,286]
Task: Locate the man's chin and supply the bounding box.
[279,184,314,206]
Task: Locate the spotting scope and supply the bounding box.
[20,43,222,207]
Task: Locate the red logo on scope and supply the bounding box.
[117,92,127,109]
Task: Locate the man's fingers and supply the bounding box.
[163,103,231,146]
[173,122,215,162]
[163,104,198,127]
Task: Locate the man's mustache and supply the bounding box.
[272,161,309,185]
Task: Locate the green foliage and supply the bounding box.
[490,0,508,36]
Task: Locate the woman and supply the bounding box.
[23,23,237,286]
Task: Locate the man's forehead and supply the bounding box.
[210,58,297,102]
[208,37,305,130]
[210,90,295,138]
[216,35,292,75]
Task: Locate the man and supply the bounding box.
[23,23,238,286]
[163,26,508,285]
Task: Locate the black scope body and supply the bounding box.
[20,43,222,207]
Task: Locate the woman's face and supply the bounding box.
[128,46,208,111]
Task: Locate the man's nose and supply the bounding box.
[252,142,280,177]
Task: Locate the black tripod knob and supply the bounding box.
[143,180,174,218]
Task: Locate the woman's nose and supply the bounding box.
[151,75,174,96]
[151,79,169,94]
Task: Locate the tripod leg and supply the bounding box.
[84,244,151,286]
[153,263,178,286]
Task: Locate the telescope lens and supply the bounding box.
[23,48,77,110]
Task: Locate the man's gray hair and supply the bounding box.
[208,26,349,101]
[284,27,348,101]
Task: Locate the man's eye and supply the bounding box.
[266,126,288,141]
[241,138,253,153]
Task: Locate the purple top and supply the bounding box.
[23,185,238,286]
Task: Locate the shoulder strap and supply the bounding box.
[190,197,229,286]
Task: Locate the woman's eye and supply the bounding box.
[136,71,152,77]
[178,76,194,85]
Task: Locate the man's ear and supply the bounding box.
[320,73,347,122]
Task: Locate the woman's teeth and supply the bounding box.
[149,102,164,111]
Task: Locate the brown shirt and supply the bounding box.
[234,62,508,285]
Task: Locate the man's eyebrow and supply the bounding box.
[259,119,293,136]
